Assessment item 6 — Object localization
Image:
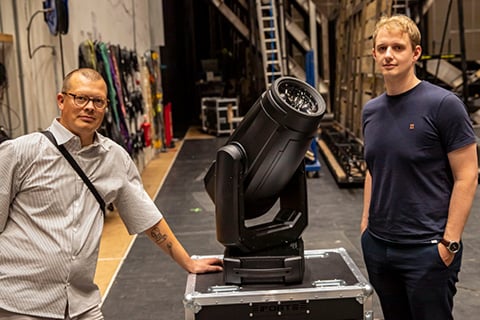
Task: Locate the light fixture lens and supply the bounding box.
[278,82,319,114]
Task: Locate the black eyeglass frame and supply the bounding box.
[62,92,109,109]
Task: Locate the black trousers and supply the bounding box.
[361,231,462,320]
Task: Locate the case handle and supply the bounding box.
[208,285,241,293]
[312,279,347,287]
[233,267,292,278]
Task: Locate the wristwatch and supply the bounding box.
[440,239,461,253]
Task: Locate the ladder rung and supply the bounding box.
[257,1,283,85]
[261,18,275,24]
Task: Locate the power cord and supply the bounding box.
[27,9,55,59]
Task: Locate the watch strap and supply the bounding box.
[440,238,460,253]
[440,238,450,247]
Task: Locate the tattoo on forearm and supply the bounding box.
[150,227,167,244]
[166,242,173,257]
[150,227,174,257]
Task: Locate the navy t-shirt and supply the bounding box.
[362,81,476,243]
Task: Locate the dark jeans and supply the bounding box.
[361,231,462,320]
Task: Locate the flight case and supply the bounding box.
[184,248,374,320]
[201,97,239,136]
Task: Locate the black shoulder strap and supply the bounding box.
[41,131,106,215]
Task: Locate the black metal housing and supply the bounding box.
[204,77,325,284]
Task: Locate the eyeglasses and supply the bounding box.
[62,92,109,109]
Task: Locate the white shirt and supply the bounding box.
[0,119,162,318]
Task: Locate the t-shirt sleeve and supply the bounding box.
[436,93,476,153]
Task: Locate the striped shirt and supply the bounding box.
[0,119,163,319]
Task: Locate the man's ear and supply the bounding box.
[413,45,422,62]
[57,93,65,110]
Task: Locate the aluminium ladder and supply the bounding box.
[256,0,284,89]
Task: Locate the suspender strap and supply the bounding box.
[41,131,106,215]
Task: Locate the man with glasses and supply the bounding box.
[0,68,222,320]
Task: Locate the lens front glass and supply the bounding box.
[278,82,319,115]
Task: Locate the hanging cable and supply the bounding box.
[27,9,55,59]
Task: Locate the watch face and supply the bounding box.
[449,242,460,253]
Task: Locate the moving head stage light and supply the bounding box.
[204,77,326,285]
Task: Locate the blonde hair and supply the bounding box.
[61,68,105,92]
[372,15,421,50]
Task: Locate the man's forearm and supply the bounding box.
[145,218,193,272]
[444,178,477,242]
[444,143,478,242]
[361,171,372,233]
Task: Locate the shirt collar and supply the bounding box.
[47,118,111,153]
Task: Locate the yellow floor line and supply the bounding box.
[95,126,216,301]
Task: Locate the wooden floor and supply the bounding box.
[94,127,213,299]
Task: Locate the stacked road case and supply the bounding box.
[201,97,240,136]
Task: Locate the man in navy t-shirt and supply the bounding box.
[361,15,477,320]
